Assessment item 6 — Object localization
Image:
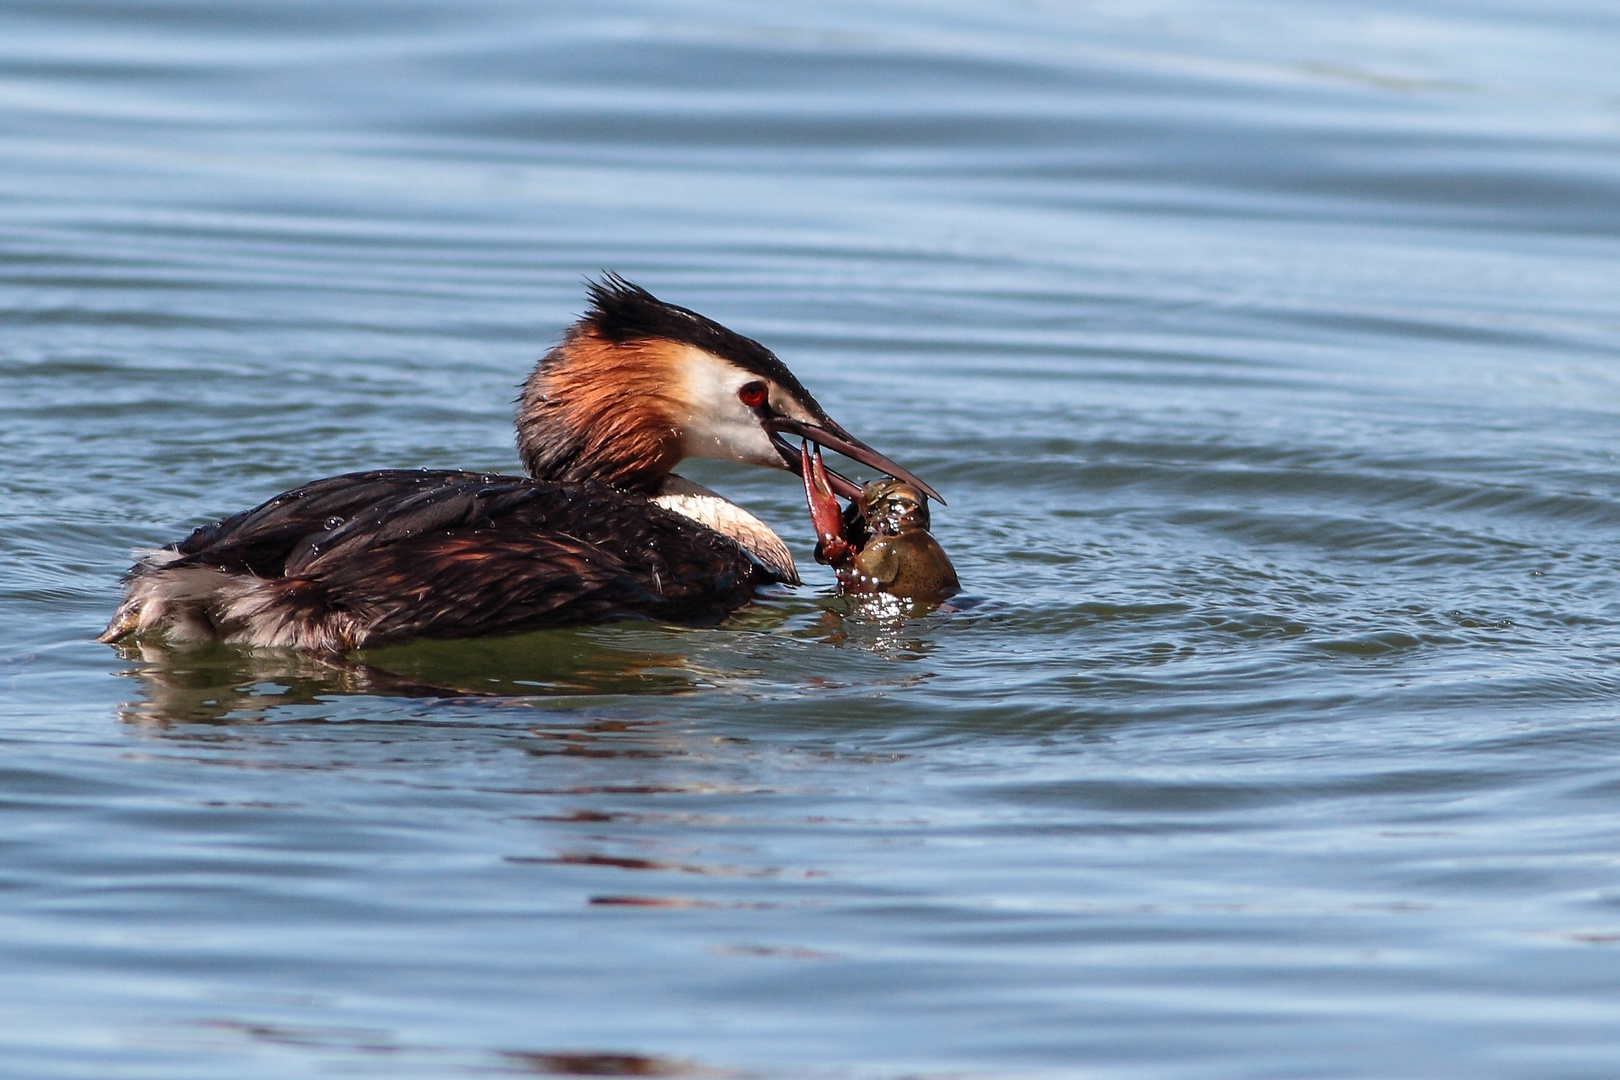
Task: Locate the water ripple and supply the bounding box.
[4,1,1620,1078]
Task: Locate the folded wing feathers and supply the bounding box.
[103,470,777,652]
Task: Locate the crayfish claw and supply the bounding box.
[800,441,856,565]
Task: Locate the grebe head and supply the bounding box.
[518,274,941,502]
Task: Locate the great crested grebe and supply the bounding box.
[100,275,940,654]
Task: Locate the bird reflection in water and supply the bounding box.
[109,597,948,730]
[107,628,701,728]
[503,1050,721,1077]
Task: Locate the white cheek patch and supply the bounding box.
[673,346,786,468]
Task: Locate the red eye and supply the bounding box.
[737,382,768,408]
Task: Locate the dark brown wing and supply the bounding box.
[174,470,499,576]
[153,470,777,646]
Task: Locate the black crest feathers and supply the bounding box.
[582,273,824,416]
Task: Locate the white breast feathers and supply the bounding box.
[652,475,800,585]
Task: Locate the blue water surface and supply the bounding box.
[3,1,1620,1076]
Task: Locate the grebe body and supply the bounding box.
[101,276,938,653]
